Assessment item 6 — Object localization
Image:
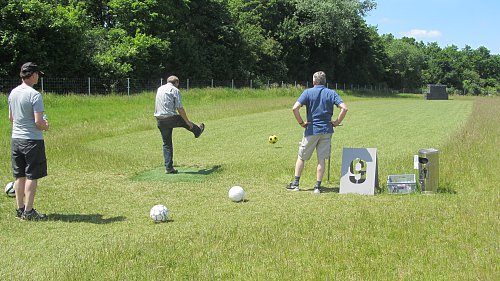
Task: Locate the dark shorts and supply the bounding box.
[11,139,47,180]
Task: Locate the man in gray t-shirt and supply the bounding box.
[154,75,205,174]
[8,62,49,221]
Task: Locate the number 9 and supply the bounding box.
[349,158,367,184]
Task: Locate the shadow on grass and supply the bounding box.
[132,165,222,182]
[295,186,339,193]
[321,186,340,193]
[342,90,421,99]
[437,185,458,194]
[48,213,126,224]
[180,165,221,175]
[153,219,175,224]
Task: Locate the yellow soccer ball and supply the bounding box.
[268,135,278,144]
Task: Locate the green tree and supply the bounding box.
[383,35,425,90]
[0,0,91,78]
[227,0,292,82]
[277,0,376,81]
[341,23,388,84]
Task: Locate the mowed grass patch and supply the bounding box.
[0,91,497,280]
[84,97,472,188]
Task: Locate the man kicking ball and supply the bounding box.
[154,75,205,174]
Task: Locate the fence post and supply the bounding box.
[127,78,130,96]
[41,77,44,93]
[211,79,214,88]
[306,81,309,88]
[294,81,297,87]
[267,80,270,88]
[187,79,190,91]
[335,83,338,90]
[160,78,163,86]
[250,80,252,89]
[231,79,234,89]
[88,77,91,96]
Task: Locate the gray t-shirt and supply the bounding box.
[8,84,45,140]
[154,82,183,119]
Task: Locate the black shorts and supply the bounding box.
[11,139,47,180]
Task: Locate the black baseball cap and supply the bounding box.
[20,62,44,76]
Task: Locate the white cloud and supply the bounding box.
[401,29,442,39]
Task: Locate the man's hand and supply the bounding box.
[331,120,342,127]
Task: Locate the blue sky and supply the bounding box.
[364,0,500,54]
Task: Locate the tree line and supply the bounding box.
[1,0,498,95]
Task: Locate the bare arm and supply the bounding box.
[331,102,348,127]
[9,108,13,123]
[292,101,308,128]
[34,112,49,131]
[177,107,193,129]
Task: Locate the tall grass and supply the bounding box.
[0,90,497,280]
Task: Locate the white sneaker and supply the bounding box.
[287,183,300,191]
[313,187,321,194]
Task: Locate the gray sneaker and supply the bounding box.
[21,209,48,221]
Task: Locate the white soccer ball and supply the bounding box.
[228,185,245,202]
[150,204,169,223]
[4,181,15,197]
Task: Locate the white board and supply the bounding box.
[340,148,378,195]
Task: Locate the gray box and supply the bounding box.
[418,148,439,194]
[425,84,448,100]
[387,174,417,194]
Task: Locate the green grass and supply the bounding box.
[0,89,498,280]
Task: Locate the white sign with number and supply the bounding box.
[340,148,378,195]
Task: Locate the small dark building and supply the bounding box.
[425,84,448,100]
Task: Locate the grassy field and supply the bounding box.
[0,89,498,280]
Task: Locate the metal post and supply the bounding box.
[127,78,130,96]
[88,77,91,95]
[187,79,190,91]
[335,83,338,90]
[327,156,331,184]
[211,79,214,88]
[231,79,234,89]
[267,80,270,88]
[160,78,163,85]
[250,80,252,89]
[41,77,44,93]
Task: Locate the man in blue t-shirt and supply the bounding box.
[288,71,348,193]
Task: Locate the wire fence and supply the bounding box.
[0,77,397,95]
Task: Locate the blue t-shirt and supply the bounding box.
[297,85,343,136]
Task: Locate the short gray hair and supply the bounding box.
[167,75,179,85]
[313,71,326,85]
